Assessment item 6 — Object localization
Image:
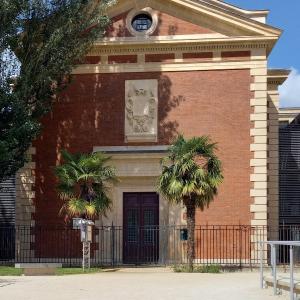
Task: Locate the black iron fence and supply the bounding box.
[0,225,300,267]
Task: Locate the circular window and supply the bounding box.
[131,14,153,32]
[126,8,158,36]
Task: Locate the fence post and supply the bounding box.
[173,224,176,265]
[239,226,242,270]
[260,241,264,289]
[271,244,277,295]
[161,225,166,266]
[111,222,115,267]
[249,226,253,271]
[39,226,41,263]
[290,245,294,300]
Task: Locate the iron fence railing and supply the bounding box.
[0,225,300,267]
[260,241,300,300]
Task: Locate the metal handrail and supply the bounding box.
[261,241,300,246]
[260,241,300,300]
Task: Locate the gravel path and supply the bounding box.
[0,268,290,300]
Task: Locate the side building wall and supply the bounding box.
[267,82,280,239]
[267,71,290,239]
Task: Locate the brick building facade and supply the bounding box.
[14,0,290,263]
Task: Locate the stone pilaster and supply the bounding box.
[15,147,36,261]
[250,56,268,227]
[15,147,36,226]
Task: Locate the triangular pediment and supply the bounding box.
[105,9,219,38]
[105,0,281,38]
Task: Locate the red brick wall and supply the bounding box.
[145,53,175,63]
[83,56,101,64]
[182,52,213,62]
[221,51,251,61]
[105,12,131,38]
[105,10,215,38]
[80,52,248,66]
[153,11,214,36]
[33,69,252,226]
[108,55,137,64]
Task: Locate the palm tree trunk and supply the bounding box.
[185,197,196,272]
[81,184,89,220]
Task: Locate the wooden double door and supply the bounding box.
[123,192,159,264]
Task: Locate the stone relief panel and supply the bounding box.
[125,79,158,142]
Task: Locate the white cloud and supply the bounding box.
[279,68,300,108]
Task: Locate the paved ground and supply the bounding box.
[0,268,291,300]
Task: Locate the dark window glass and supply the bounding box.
[127,209,138,242]
[132,14,152,32]
[143,209,155,243]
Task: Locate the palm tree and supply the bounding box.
[54,150,117,220]
[158,135,223,271]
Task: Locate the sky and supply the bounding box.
[227,0,300,108]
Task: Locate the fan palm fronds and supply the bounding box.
[54,150,117,220]
[158,135,223,271]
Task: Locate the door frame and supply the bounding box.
[103,182,182,264]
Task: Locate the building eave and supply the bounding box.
[173,0,282,36]
[267,69,290,86]
[92,35,278,56]
[202,0,270,17]
[279,108,300,122]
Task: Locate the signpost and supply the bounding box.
[73,218,94,271]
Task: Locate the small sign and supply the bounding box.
[80,224,93,243]
[180,228,188,241]
[72,218,83,229]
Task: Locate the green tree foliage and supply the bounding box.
[55,150,117,219]
[158,135,223,271]
[0,0,115,182]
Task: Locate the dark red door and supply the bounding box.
[123,192,159,264]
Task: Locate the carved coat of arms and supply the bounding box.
[125,80,158,140]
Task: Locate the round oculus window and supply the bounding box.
[131,13,153,32]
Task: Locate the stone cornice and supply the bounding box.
[202,0,269,17]
[267,69,290,86]
[184,0,277,34]
[90,36,277,56]
[100,33,227,43]
[279,108,300,121]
